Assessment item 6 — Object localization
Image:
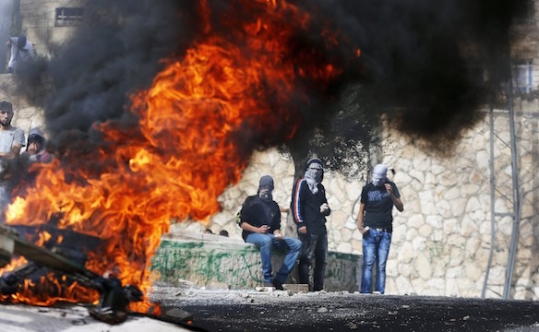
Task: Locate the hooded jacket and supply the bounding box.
[23,128,52,163]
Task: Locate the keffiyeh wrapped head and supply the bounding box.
[372,164,388,187]
[305,158,324,193]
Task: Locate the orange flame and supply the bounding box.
[0,0,351,311]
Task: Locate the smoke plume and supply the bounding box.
[14,0,524,156]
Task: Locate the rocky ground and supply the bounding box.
[151,285,539,332]
[2,284,539,332]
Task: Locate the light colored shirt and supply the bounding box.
[8,37,34,70]
[0,126,25,154]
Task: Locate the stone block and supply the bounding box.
[283,284,309,293]
[151,237,362,292]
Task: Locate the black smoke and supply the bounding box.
[294,0,523,147]
[16,0,199,141]
[13,0,525,157]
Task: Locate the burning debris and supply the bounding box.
[0,223,144,324]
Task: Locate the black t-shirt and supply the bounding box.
[360,181,400,229]
[239,195,281,241]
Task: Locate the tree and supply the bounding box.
[284,83,380,182]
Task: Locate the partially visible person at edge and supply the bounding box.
[21,128,52,163]
[0,101,25,212]
[0,101,25,159]
[291,158,331,292]
[357,164,404,294]
[6,35,34,73]
[238,175,301,290]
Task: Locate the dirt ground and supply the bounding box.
[151,286,539,332]
[1,285,539,332]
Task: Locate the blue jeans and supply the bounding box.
[245,233,302,284]
[298,231,328,291]
[361,229,392,294]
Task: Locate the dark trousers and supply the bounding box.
[298,231,328,291]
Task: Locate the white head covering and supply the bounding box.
[305,158,323,194]
[371,164,388,187]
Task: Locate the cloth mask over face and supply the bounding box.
[258,175,274,202]
[258,187,273,202]
[371,164,388,187]
[305,160,323,194]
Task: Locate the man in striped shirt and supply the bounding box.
[291,158,331,292]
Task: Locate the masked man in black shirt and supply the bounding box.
[239,175,302,290]
[357,164,404,294]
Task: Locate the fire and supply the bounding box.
[0,0,352,311]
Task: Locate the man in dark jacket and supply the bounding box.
[291,158,331,291]
[239,175,301,290]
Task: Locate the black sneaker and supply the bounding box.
[272,280,284,290]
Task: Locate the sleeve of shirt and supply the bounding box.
[291,179,305,226]
[14,129,25,147]
[360,185,368,204]
[272,202,281,231]
[238,196,253,227]
[320,185,331,216]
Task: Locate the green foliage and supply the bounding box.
[282,83,380,180]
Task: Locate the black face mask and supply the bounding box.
[258,188,273,202]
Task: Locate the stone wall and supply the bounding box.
[150,235,362,292]
[379,102,539,299]
[172,101,539,299]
